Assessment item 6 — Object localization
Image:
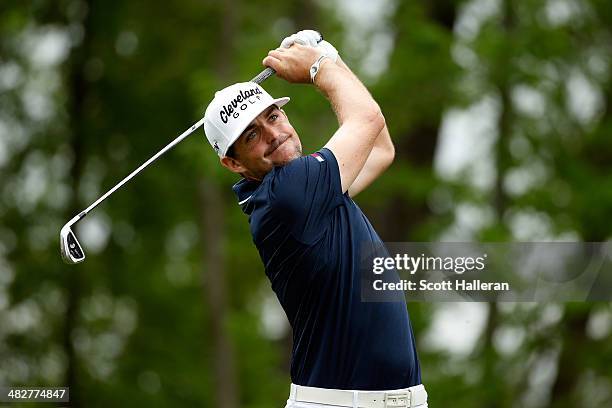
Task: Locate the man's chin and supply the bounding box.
[270,143,302,166]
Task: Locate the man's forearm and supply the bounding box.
[333,58,395,197]
[347,127,395,197]
[334,57,392,149]
[314,59,382,127]
[315,60,386,192]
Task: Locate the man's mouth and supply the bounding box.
[265,136,289,157]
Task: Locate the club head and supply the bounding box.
[60,223,85,264]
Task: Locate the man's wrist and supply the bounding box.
[310,54,329,83]
[311,55,333,86]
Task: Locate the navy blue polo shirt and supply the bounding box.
[233,148,421,390]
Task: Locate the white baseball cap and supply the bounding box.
[203,82,290,157]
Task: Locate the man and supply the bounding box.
[203,31,427,408]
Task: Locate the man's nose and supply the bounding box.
[262,124,281,143]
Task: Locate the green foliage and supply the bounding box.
[1,0,611,406]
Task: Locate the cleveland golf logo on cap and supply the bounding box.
[219,87,263,124]
[204,82,289,157]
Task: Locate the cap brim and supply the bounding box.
[223,96,290,156]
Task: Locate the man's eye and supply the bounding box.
[269,114,278,122]
[247,131,257,141]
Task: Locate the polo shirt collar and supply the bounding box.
[232,178,260,214]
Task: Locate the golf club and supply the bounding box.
[60,67,277,264]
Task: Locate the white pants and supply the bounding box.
[284,383,428,408]
[285,402,428,408]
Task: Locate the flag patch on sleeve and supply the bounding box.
[310,153,325,163]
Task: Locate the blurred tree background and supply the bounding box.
[0,0,611,406]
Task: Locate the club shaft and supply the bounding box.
[82,116,205,216]
[251,67,275,84]
[78,67,276,219]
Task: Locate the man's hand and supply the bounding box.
[280,30,321,48]
[280,30,339,62]
[262,44,324,84]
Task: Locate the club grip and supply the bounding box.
[251,67,276,84]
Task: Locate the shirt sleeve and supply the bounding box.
[267,148,344,244]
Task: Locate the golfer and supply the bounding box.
[203,30,427,408]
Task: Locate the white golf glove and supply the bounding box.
[280,30,339,62]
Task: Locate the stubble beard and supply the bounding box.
[246,141,303,182]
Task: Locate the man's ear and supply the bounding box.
[220,156,246,174]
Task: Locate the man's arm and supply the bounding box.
[263,45,385,193]
[334,58,395,197]
[347,124,394,197]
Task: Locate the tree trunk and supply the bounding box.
[479,2,515,406]
[198,1,239,407]
[198,179,238,408]
[548,305,590,408]
[374,0,458,241]
[63,0,94,405]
